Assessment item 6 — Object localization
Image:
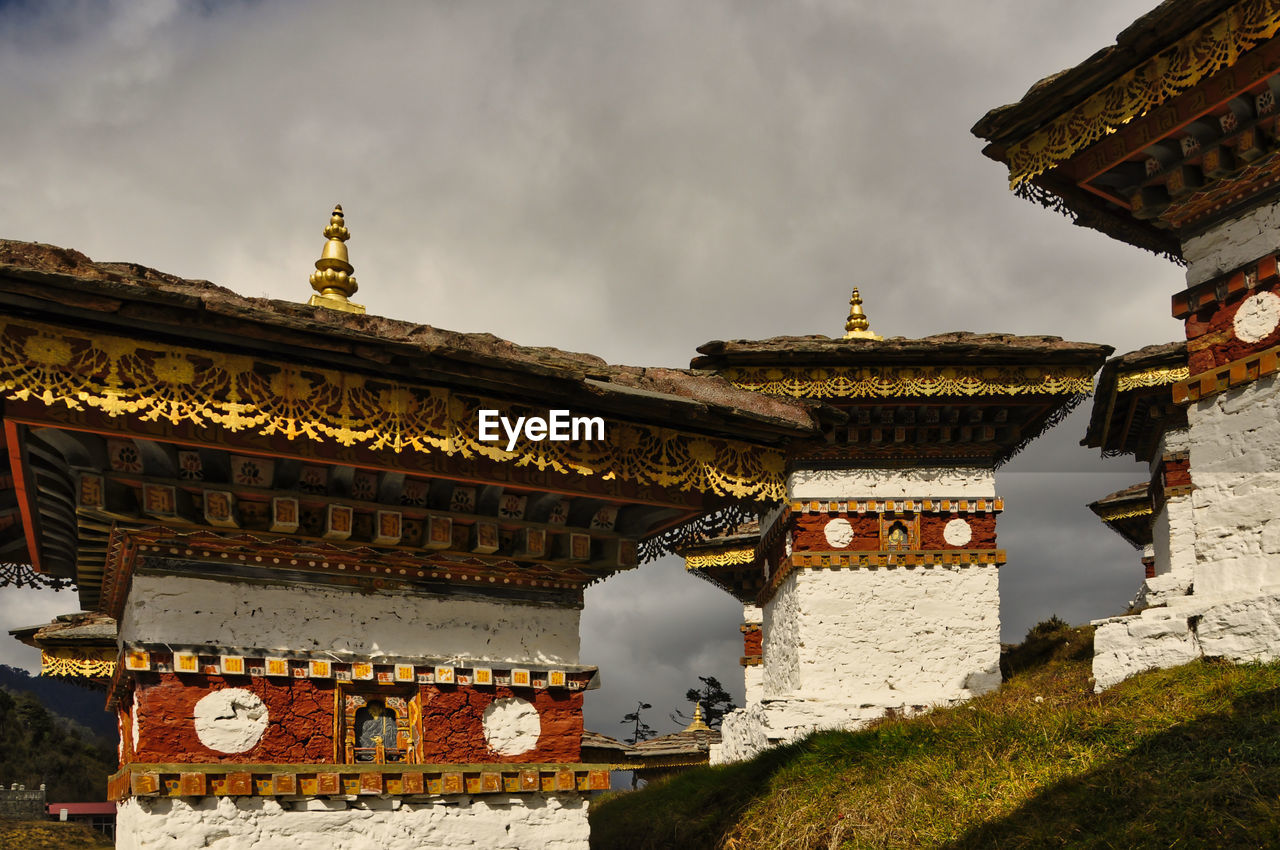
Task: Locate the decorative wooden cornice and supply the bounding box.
[1005,0,1280,187]
[0,318,786,501]
[1115,365,1190,393]
[789,498,1002,515]
[684,547,756,570]
[39,647,115,678]
[109,762,611,802]
[721,365,1094,400]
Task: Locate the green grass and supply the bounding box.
[590,623,1280,849]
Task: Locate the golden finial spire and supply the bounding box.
[308,204,366,314]
[843,288,881,340]
[684,703,711,732]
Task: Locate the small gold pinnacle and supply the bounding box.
[843,288,881,340]
[307,204,366,314]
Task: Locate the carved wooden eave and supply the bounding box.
[10,611,117,683]
[973,0,1280,257]
[0,240,845,611]
[1083,341,1189,461]
[679,520,763,604]
[692,332,1113,467]
[1088,482,1155,549]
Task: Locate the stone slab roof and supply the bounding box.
[10,612,117,649]
[691,332,1112,370]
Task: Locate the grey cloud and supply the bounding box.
[0,0,1174,731]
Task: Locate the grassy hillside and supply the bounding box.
[590,622,1280,849]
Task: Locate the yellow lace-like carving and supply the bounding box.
[1007,0,1280,186]
[0,319,787,501]
[722,365,1094,399]
[1115,365,1190,393]
[1096,504,1154,522]
[685,547,756,570]
[41,649,116,678]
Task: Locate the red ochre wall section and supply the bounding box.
[128,674,582,765]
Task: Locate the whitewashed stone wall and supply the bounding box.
[116,794,589,850]
[715,465,1002,764]
[1181,197,1280,285]
[787,467,995,500]
[1093,377,1280,690]
[120,574,580,664]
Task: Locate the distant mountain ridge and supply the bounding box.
[0,665,116,741]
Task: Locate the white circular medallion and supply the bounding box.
[823,518,855,548]
[482,697,542,756]
[1233,291,1280,343]
[943,518,973,547]
[193,688,268,754]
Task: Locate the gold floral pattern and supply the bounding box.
[0,319,786,500]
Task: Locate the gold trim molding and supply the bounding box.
[1007,0,1280,186]
[723,365,1094,399]
[1096,505,1154,522]
[1115,365,1190,393]
[685,547,757,570]
[41,648,116,678]
[0,319,786,501]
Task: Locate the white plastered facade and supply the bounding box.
[120,573,581,664]
[116,795,590,850]
[714,467,1001,764]
[1094,203,1280,690]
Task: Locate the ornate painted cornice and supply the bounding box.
[0,318,786,501]
[40,647,115,678]
[1115,365,1190,393]
[1096,505,1154,522]
[684,547,756,570]
[1007,0,1280,187]
[722,365,1094,399]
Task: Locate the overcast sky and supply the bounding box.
[0,0,1180,738]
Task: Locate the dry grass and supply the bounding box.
[590,623,1280,849]
[0,821,113,849]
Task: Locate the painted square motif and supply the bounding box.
[435,665,455,685]
[499,494,527,519]
[177,450,203,481]
[231,455,273,488]
[569,533,591,561]
[523,528,547,558]
[351,662,374,681]
[547,501,569,526]
[220,656,246,676]
[142,484,176,517]
[265,658,289,677]
[394,664,415,682]
[298,465,328,494]
[511,668,531,688]
[324,505,353,540]
[271,497,300,533]
[474,667,493,686]
[108,440,142,473]
[173,652,199,674]
[78,474,104,509]
[590,506,618,530]
[372,511,402,545]
[124,650,150,671]
[351,470,378,501]
[203,490,237,528]
[426,516,452,549]
[309,660,332,678]
[473,521,500,554]
[449,487,477,514]
[400,478,428,507]
[548,670,566,688]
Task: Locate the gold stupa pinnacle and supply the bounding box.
[843,288,881,340]
[684,703,711,732]
[307,204,366,314]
